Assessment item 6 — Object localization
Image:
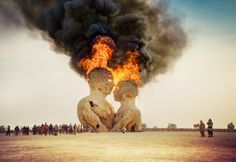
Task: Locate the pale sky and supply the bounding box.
[0,1,236,128]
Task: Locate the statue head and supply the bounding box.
[114,80,138,102]
[87,68,114,95]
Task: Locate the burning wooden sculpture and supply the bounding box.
[111,80,141,132]
[77,36,116,132]
[77,35,142,132]
[77,68,115,132]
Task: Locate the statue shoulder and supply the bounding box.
[135,107,141,113]
[129,106,141,116]
[77,97,90,109]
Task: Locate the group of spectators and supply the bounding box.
[4,123,83,136]
[199,118,214,137]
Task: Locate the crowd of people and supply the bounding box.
[3,118,233,137]
[4,123,83,136]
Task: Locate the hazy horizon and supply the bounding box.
[1,0,236,129]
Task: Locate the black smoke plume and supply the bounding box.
[0,0,187,85]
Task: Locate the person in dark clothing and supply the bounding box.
[73,124,77,135]
[26,126,29,135]
[44,123,48,135]
[49,124,53,135]
[199,120,205,137]
[6,125,10,136]
[32,125,37,135]
[207,118,213,137]
[22,126,26,135]
[14,126,20,135]
[53,124,58,136]
[69,123,73,134]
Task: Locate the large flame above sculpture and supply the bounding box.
[112,50,141,86]
[78,35,142,86]
[79,36,114,75]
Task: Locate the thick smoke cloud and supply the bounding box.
[0,0,187,85]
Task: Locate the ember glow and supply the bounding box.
[79,36,141,86]
[79,36,115,74]
[113,51,141,86]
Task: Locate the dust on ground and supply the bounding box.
[0,132,236,162]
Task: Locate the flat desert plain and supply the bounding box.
[0,132,236,162]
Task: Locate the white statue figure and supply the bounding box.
[77,68,115,132]
[111,80,141,132]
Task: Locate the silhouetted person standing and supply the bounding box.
[69,123,73,134]
[49,124,53,135]
[14,126,20,135]
[73,124,77,135]
[53,124,58,136]
[207,118,213,137]
[32,125,37,135]
[6,125,10,136]
[199,120,205,137]
[44,123,48,135]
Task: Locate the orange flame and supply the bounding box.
[79,36,141,86]
[79,36,115,74]
[112,51,142,86]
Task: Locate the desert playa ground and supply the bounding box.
[0,132,236,162]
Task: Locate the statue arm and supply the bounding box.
[77,101,108,132]
[111,110,133,132]
[91,102,115,120]
[91,105,108,118]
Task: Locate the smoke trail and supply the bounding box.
[0,0,187,85]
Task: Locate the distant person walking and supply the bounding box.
[207,118,213,137]
[6,125,10,136]
[199,120,205,137]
